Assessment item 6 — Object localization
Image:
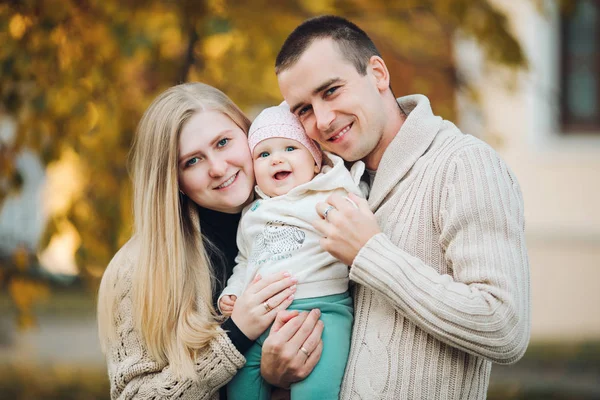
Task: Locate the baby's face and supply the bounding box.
[253,137,320,197]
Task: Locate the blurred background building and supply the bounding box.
[456,1,600,342]
[0,0,598,398]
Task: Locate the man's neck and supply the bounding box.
[363,99,406,170]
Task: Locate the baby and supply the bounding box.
[219,103,366,400]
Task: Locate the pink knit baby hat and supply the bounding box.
[248,103,322,170]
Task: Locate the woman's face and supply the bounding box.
[178,110,254,213]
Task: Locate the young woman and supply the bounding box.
[97,83,317,399]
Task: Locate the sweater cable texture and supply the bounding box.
[103,239,245,400]
[340,95,530,399]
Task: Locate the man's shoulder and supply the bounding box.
[432,122,498,161]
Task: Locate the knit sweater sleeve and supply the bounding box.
[349,144,530,364]
[105,251,245,399]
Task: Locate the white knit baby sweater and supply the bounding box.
[340,95,530,399]
[220,153,365,303]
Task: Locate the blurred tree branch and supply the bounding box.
[0,0,533,327]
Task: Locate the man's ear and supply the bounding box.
[369,56,390,92]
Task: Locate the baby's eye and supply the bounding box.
[285,146,296,152]
[217,138,229,147]
[259,151,270,158]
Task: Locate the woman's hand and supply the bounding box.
[313,192,380,266]
[219,295,237,316]
[230,271,297,340]
[260,309,324,389]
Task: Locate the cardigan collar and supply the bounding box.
[368,94,443,211]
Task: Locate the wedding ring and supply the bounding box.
[299,346,310,357]
[263,301,272,312]
[323,205,335,221]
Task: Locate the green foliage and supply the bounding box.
[0,0,529,320]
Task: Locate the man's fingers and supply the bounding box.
[302,340,323,376]
[289,308,321,349]
[315,200,329,217]
[343,195,359,209]
[301,319,323,356]
[271,311,309,340]
[348,192,370,212]
[328,193,360,215]
[311,217,329,236]
[270,310,300,334]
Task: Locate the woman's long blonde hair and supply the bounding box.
[97,83,251,379]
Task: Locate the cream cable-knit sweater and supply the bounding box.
[102,238,245,399]
[340,95,530,399]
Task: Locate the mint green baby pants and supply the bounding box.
[227,291,353,400]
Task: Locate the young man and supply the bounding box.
[260,15,531,400]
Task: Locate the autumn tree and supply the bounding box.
[0,0,545,325]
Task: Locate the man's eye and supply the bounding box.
[298,105,312,116]
[259,152,269,158]
[285,146,295,152]
[325,86,338,96]
[217,138,229,147]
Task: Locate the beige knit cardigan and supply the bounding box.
[102,238,245,400]
[340,95,531,399]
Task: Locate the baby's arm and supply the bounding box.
[217,209,251,314]
[218,257,247,314]
[218,294,237,316]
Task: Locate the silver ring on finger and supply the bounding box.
[299,346,310,357]
[323,205,335,222]
[263,301,272,312]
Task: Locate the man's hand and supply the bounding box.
[313,192,380,266]
[219,294,237,316]
[261,309,324,389]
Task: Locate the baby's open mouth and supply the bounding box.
[274,171,291,180]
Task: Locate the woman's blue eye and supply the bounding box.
[285,146,295,152]
[186,157,199,167]
[259,152,269,158]
[217,138,229,147]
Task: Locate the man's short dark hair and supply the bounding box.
[275,15,381,76]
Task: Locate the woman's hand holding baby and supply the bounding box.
[230,271,298,340]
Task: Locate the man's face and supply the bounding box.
[277,39,388,169]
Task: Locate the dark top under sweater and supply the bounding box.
[198,206,253,399]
